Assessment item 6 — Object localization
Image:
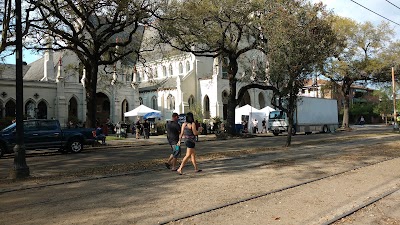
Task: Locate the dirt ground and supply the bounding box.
[1,126,400,225]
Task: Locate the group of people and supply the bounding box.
[165,112,202,175]
[242,118,268,134]
[134,119,150,139]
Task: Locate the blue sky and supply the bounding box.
[4,0,400,65]
[311,0,400,39]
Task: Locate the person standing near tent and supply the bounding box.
[143,119,150,139]
[135,118,141,139]
[261,118,267,133]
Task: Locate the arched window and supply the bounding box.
[258,93,266,109]
[25,100,35,119]
[153,67,158,78]
[121,100,129,122]
[179,62,183,74]
[239,90,251,107]
[37,101,48,119]
[137,71,141,82]
[167,94,175,110]
[68,97,78,120]
[221,57,229,79]
[186,61,190,72]
[203,95,210,119]
[169,64,173,76]
[152,96,158,110]
[5,100,16,117]
[162,66,167,77]
[222,91,229,120]
[139,97,143,105]
[188,95,195,109]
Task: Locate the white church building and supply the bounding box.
[0,27,273,127]
[0,49,139,127]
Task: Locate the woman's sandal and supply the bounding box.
[195,169,202,173]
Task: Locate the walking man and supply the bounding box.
[165,113,181,171]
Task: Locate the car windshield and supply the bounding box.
[269,111,286,119]
[1,123,16,132]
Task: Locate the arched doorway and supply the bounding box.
[5,100,16,117]
[121,99,129,122]
[68,97,78,123]
[203,95,210,119]
[239,91,251,107]
[37,101,48,119]
[96,92,110,124]
[25,100,35,119]
[222,91,229,120]
[258,93,266,109]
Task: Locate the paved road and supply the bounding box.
[0,125,393,180]
[0,125,399,225]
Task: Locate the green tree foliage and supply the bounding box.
[156,0,270,135]
[373,86,400,124]
[322,17,395,128]
[25,0,154,127]
[260,0,338,146]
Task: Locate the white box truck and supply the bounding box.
[268,97,339,136]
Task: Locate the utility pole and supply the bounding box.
[392,67,398,130]
[10,0,30,179]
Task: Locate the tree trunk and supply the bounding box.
[84,64,99,128]
[226,57,239,135]
[342,95,350,128]
[226,74,237,135]
[285,95,297,147]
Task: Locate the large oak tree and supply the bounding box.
[26,0,155,127]
[322,17,395,128]
[260,0,338,146]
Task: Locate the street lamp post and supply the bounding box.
[10,0,29,179]
[392,67,398,130]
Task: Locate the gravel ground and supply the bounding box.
[1,127,400,225]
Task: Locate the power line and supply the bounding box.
[385,0,400,11]
[350,0,400,27]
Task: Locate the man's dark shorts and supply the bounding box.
[185,139,196,148]
[171,144,181,158]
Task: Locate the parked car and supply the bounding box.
[0,119,96,157]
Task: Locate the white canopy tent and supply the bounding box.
[124,105,161,117]
[260,106,275,115]
[235,104,265,133]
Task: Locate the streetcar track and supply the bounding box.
[323,187,400,225]
[157,157,399,225]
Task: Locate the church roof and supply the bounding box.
[139,77,177,92]
[0,64,31,79]
[24,51,63,81]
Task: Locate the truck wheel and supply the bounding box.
[322,125,329,133]
[68,139,83,153]
[273,131,279,136]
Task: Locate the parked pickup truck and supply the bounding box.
[0,119,96,157]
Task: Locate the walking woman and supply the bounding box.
[177,112,202,175]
